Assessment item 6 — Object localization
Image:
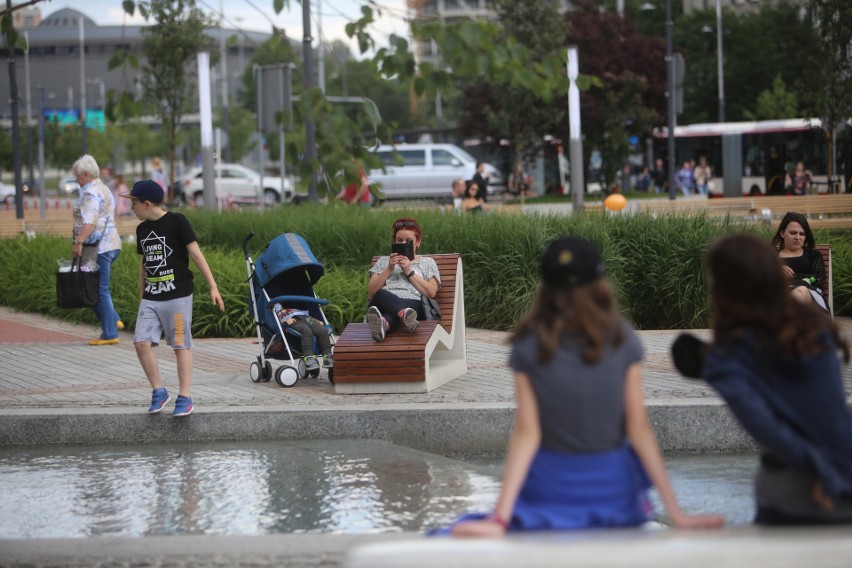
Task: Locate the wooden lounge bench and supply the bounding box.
[814,243,833,318]
[333,253,467,394]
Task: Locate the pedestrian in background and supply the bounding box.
[71,154,124,346]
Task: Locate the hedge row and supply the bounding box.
[0,205,848,337]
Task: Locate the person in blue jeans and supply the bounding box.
[71,154,124,345]
[675,161,695,197]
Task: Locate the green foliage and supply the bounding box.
[118,0,217,196]
[2,212,850,337]
[744,75,801,121]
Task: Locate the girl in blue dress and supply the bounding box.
[451,237,723,537]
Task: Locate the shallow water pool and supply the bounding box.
[0,440,756,538]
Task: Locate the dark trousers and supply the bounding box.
[369,289,421,332]
[289,317,331,356]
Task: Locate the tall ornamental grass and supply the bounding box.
[0,206,848,337]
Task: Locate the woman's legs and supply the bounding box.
[92,249,121,340]
[369,289,420,332]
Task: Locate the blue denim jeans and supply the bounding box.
[92,248,121,340]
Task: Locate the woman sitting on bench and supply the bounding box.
[771,212,828,314]
[365,217,441,342]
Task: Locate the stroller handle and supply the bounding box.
[242,232,256,256]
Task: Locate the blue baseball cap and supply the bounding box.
[121,180,164,204]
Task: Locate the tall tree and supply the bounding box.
[796,0,852,190]
[456,0,568,197]
[744,75,801,121]
[563,2,666,191]
[673,1,819,124]
[118,0,217,202]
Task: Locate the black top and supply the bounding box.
[135,212,198,301]
[471,172,489,203]
[781,248,824,291]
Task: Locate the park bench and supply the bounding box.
[814,243,833,318]
[636,194,852,229]
[0,217,25,238]
[333,253,467,394]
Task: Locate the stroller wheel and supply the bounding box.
[262,360,273,382]
[297,358,308,379]
[275,365,299,388]
[309,368,320,379]
[249,360,264,383]
[327,368,334,384]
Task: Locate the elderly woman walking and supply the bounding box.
[71,154,124,345]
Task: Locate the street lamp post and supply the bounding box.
[567,46,584,213]
[715,0,725,122]
[665,0,676,200]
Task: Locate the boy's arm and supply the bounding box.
[138,259,145,299]
[186,241,225,311]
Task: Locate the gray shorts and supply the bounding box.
[134,295,193,349]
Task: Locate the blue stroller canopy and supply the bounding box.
[255,233,324,287]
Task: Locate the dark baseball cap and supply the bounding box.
[540,236,604,288]
[121,180,164,204]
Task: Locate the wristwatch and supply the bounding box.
[72,239,80,245]
[407,270,415,279]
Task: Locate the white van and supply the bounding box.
[368,143,504,200]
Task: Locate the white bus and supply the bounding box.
[651,118,841,197]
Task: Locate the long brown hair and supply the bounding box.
[511,278,624,365]
[706,233,848,362]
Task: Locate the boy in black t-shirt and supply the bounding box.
[121,180,225,417]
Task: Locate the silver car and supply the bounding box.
[0,181,15,204]
[368,143,505,200]
[59,176,81,198]
[181,164,294,207]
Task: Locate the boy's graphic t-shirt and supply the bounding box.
[135,212,197,301]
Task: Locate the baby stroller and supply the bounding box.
[243,232,335,387]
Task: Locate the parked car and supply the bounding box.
[181,164,294,207]
[367,143,505,200]
[0,181,15,204]
[59,176,81,198]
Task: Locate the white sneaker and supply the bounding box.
[402,307,419,333]
[366,306,385,342]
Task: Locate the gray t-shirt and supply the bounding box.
[369,255,441,301]
[508,321,644,454]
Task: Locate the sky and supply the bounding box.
[42,0,410,57]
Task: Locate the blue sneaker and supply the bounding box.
[148,387,170,414]
[173,395,193,417]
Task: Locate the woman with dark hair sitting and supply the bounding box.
[365,218,440,342]
[677,233,852,525]
[771,211,828,313]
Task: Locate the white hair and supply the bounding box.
[71,155,100,178]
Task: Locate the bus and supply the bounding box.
[651,118,847,197]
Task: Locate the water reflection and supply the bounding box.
[0,441,754,539]
[0,440,499,539]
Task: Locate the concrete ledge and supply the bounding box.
[346,527,852,568]
[0,402,757,454]
[0,533,411,568]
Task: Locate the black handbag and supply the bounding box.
[421,294,441,320]
[56,257,99,308]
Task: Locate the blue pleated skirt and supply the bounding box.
[430,443,653,534]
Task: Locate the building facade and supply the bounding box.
[0,7,272,122]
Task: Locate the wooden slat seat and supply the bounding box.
[814,243,833,318]
[636,194,852,228]
[333,253,467,394]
